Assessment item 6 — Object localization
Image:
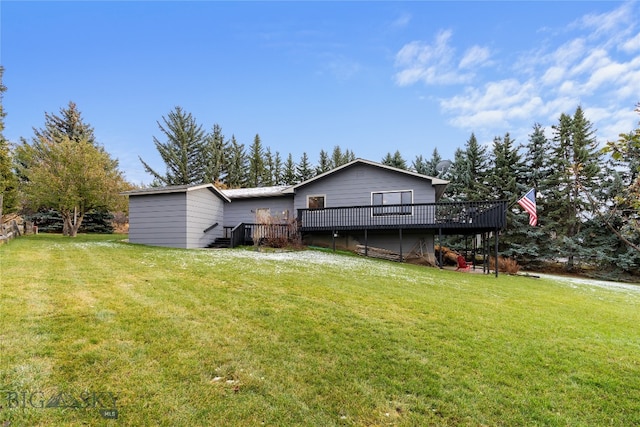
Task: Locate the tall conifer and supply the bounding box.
[139,107,207,186]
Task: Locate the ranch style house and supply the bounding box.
[123,158,507,271]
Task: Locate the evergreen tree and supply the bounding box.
[446,133,490,201]
[544,106,603,271]
[273,151,283,185]
[463,133,491,201]
[331,146,352,168]
[427,148,444,177]
[0,66,18,214]
[282,153,297,185]
[517,124,553,265]
[585,104,640,276]
[33,101,97,146]
[247,134,265,187]
[488,133,531,258]
[226,135,247,189]
[381,150,408,169]
[412,154,428,175]
[296,152,314,182]
[203,124,228,185]
[344,149,356,163]
[316,149,332,175]
[139,106,207,186]
[444,148,467,201]
[263,147,275,186]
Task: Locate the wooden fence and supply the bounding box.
[0,218,37,245]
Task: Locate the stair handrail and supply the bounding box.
[229,223,246,248]
[203,222,219,233]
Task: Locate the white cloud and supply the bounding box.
[326,57,361,81]
[541,66,565,86]
[621,32,640,53]
[578,1,636,41]
[459,46,491,69]
[393,30,475,86]
[393,2,639,148]
[391,12,412,29]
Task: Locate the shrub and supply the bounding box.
[490,255,521,274]
[253,214,302,250]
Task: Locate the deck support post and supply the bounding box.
[472,234,477,271]
[364,229,368,257]
[482,232,488,274]
[438,228,443,269]
[494,228,499,277]
[332,230,336,252]
[399,228,403,263]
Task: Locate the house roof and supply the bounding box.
[222,185,292,200]
[122,159,449,202]
[283,158,449,200]
[121,183,231,202]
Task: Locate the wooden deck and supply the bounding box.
[297,200,507,233]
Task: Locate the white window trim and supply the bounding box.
[307,194,326,209]
[371,189,414,216]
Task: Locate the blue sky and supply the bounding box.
[2,1,639,184]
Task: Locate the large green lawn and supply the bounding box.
[1,234,639,426]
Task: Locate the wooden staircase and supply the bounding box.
[207,237,231,248]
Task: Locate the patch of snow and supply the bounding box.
[535,273,640,294]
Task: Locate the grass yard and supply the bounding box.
[1,234,639,426]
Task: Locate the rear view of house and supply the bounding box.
[124,159,506,264]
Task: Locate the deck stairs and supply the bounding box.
[207,237,231,248]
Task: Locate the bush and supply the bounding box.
[490,255,521,274]
[28,209,115,233]
[253,215,302,250]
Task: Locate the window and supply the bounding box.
[308,195,325,209]
[372,190,412,216]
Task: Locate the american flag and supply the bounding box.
[517,188,538,226]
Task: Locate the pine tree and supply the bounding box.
[412,155,428,175]
[33,101,97,146]
[282,153,297,185]
[139,106,207,186]
[381,150,408,169]
[263,147,275,186]
[544,106,603,271]
[203,124,228,185]
[447,133,490,201]
[345,149,356,163]
[463,133,490,201]
[226,135,247,189]
[316,149,332,175]
[585,104,640,275]
[273,151,283,185]
[444,148,467,201]
[331,146,352,168]
[517,123,553,264]
[427,148,444,177]
[296,152,314,182]
[488,133,532,258]
[247,134,265,187]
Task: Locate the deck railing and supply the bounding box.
[297,200,507,232]
[229,223,296,248]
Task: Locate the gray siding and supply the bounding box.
[129,192,187,248]
[224,196,294,226]
[186,188,225,248]
[293,163,437,212]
